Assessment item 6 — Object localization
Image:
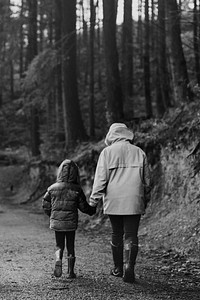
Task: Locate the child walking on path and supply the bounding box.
[42,159,96,278]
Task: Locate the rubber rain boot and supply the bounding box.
[67,255,76,279]
[54,249,62,277]
[123,240,138,283]
[110,242,123,277]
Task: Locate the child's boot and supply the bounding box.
[54,249,62,277]
[67,255,76,278]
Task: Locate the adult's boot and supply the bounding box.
[54,249,62,277]
[110,242,123,277]
[67,255,76,279]
[123,239,138,283]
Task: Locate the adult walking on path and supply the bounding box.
[89,123,152,283]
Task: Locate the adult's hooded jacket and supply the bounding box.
[89,123,151,215]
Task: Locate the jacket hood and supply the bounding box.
[105,123,134,146]
[57,159,80,184]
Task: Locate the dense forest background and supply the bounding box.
[0,0,199,157]
[0,3,200,297]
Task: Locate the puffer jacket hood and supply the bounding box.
[56,159,80,184]
[105,123,134,146]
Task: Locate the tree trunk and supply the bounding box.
[193,0,200,84]
[82,3,89,86]
[89,0,95,137]
[0,0,6,108]
[144,0,153,118]
[157,0,171,113]
[27,0,40,156]
[166,0,192,102]
[10,60,14,100]
[155,66,166,117]
[62,0,87,149]
[103,0,124,125]
[122,0,133,119]
[54,0,64,141]
[97,0,102,91]
[138,0,143,68]
[19,0,24,78]
[151,0,155,55]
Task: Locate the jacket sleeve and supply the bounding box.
[143,156,152,207]
[78,189,96,216]
[89,150,109,207]
[42,190,52,217]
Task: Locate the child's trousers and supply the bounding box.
[55,231,75,258]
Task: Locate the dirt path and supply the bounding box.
[0,168,200,299]
[0,202,199,300]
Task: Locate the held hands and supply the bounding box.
[89,205,96,216]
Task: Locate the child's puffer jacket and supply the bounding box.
[42,159,95,231]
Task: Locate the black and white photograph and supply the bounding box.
[0,0,199,299]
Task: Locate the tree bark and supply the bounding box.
[144,0,153,118]
[10,60,14,99]
[0,0,7,108]
[166,0,192,102]
[89,0,95,137]
[193,0,200,84]
[157,0,171,114]
[97,0,102,91]
[62,0,87,149]
[138,0,143,68]
[19,0,24,78]
[27,0,40,156]
[80,2,89,86]
[54,0,64,141]
[122,0,133,119]
[103,0,124,125]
